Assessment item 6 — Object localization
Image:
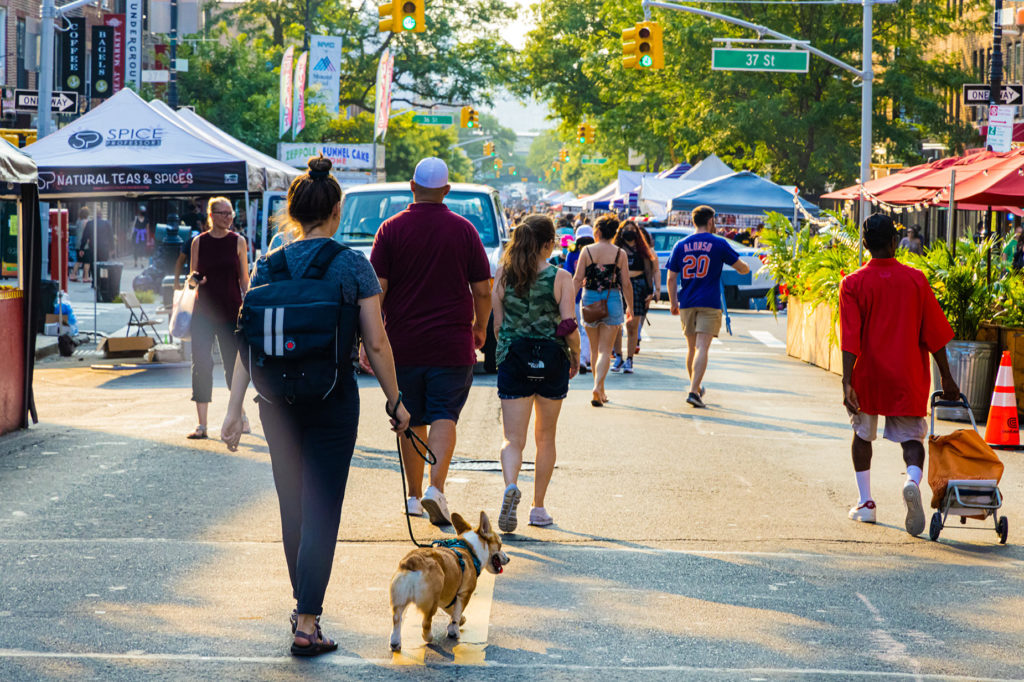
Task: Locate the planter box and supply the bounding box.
[785,297,841,375]
[978,323,1024,417]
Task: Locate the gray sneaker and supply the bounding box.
[498,484,521,533]
[903,480,925,536]
[686,391,706,408]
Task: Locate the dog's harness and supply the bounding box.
[431,538,482,609]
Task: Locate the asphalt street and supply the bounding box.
[2,306,1022,680]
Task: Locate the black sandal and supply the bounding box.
[289,610,319,634]
[291,622,337,657]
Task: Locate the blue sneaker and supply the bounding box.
[611,355,625,373]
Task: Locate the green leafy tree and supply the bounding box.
[513,0,987,193]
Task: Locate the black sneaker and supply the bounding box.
[687,392,706,408]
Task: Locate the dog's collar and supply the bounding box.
[430,538,482,577]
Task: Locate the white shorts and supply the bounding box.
[849,412,927,444]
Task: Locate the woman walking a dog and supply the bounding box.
[221,156,411,656]
[492,214,580,532]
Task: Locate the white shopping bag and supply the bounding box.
[169,286,197,340]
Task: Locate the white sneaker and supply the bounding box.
[406,496,424,516]
[903,480,925,536]
[848,500,876,523]
[421,486,452,526]
[498,484,521,533]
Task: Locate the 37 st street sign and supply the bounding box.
[711,48,809,73]
[962,83,1023,105]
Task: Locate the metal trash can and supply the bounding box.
[933,339,998,422]
[95,262,123,303]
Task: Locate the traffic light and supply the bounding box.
[483,142,495,156]
[580,122,595,144]
[397,0,425,32]
[577,123,587,143]
[521,176,528,183]
[378,0,397,32]
[622,21,663,69]
[460,106,479,128]
[494,158,503,169]
[509,165,517,176]
[558,147,569,162]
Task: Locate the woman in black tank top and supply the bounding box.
[611,221,660,374]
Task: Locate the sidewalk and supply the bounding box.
[35,264,169,360]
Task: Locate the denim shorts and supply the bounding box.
[581,288,624,328]
[396,365,474,426]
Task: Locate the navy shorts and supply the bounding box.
[396,365,474,427]
[497,357,570,401]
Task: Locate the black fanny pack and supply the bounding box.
[507,337,566,382]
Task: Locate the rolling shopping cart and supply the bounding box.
[927,392,1007,544]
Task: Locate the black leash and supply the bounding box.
[386,393,437,548]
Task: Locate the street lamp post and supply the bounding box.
[37,0,103,139]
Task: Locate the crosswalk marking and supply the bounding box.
[749,330,785,348]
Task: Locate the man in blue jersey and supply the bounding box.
[667,205,750,408]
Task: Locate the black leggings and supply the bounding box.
[190,311,237,403]
[259,375,359,616]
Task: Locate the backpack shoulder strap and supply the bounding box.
[266,250,290,282]
[302,239,349,280]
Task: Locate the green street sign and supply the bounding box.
[412,114,454,126]
[581,157,608,165]
[711,48,809,73]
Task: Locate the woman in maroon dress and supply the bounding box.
[186,197,249,439]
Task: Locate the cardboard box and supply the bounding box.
[44,313,70,325]
[144,344,184,363]
[99,336,155,358]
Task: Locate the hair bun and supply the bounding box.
[308,154,333,179]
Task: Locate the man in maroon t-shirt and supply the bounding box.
[370,157,492,526]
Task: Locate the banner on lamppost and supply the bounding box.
[91,26,114,99]
[103,15,125,94]
[373,48,394,140]
[279,46,294,139]
[125,0,143,88]
[61,18,86,95]
[309,35,342,115]
[292,51,308,139]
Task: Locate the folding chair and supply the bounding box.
[121,290,163,340]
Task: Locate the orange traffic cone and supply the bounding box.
[985,351,1020,448]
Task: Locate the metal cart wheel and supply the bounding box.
[997,516,1008,545]
[929,512,943,541]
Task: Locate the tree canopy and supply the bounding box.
[512,0,987,194]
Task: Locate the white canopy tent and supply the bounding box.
[679,154,734,183]
[638,178,703,219]
[23,88,249,198]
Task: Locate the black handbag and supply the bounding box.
[506,337,566,382]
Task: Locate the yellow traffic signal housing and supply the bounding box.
[521,176,528,183]
[577,124,587,143]
[378,0,397,32]
[397,0,425,32]
[460,106,478,128]
[623,21,664,69]
[483,142,495,156]
[622,25,639,69]
[582,123,595,145]
[495,158,503,169]
[509,165,517,176]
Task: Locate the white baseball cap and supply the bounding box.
[575,225,594,239]
[413,157,449,189]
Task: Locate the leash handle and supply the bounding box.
[386,392,439,548]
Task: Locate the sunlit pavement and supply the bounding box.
[1,306,1022,680]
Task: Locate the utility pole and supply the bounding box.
[37,0,102,139]
[990,0,1004,108]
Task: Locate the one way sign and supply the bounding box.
[13,89,79,113]
[963,83,1024,105]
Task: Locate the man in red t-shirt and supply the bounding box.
[370,158,492,526]
[839,214,959,536]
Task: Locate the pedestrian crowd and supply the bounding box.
[155,155,965,657]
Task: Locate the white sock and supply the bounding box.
[855,470,872,504]
[906,465,923,486]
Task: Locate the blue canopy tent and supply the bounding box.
[670,170,820,216]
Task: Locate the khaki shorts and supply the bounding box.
[681,307,723,337]
[849,412,927,444]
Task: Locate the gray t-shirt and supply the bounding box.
[249,237,382,305]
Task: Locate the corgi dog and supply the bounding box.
[389,511,509,651]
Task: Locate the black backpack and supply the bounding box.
[237,240,359,405]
